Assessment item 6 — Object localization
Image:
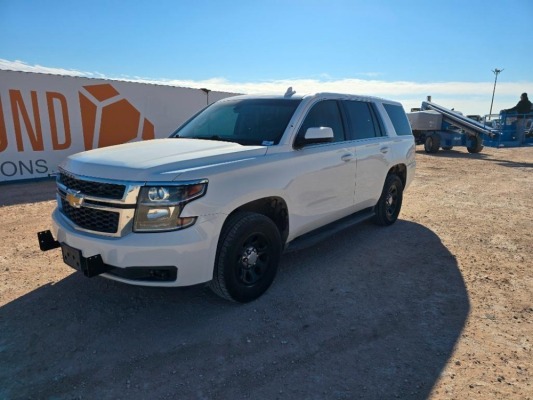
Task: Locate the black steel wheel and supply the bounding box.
[374,174,403,226]
[210,212,282,303]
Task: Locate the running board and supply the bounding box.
[284,208,375,253]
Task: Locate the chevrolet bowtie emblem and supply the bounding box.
[66,189,84,208]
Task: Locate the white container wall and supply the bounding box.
[0,70,237,182]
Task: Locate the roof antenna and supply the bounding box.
[284,87,296,97]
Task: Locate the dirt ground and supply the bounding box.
[0,146,531,400]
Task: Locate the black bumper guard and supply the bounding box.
[37,230,112,277]
[37,230,60,251]
[37,230,177,282]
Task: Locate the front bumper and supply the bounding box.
[38,230,178,281]
[41,208,224,287]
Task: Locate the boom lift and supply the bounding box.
[408,99,533,154]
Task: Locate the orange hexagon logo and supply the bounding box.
[78,83,155,150]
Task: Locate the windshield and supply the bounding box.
[171,98,302,145]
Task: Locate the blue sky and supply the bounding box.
[1,0,532,114]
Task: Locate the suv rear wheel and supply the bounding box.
[374,174,403,226]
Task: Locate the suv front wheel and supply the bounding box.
[210,212,282,302]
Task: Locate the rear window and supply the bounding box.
[383,103,412,136]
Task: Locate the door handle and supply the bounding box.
[341,153,354,162]
[380,147,389,154]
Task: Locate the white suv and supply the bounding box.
[38,91,416,302]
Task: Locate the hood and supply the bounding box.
[60,138,267,182]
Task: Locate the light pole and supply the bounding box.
[200,88,211,106]
[489,68,503,117]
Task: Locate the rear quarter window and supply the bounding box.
[383,103,412,136]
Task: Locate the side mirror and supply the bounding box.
[294,126,334,148]
[304,127,334,142]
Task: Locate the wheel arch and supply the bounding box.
[223,197,290,245]
[387,164,407,188]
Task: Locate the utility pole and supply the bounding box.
[489,68,503,117]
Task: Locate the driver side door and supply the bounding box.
[285,100,357,237]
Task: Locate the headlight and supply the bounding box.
[148,187,170,202]
[133,180,207,232]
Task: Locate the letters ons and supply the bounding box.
[0,84,155,153]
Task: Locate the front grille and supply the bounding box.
[59,172,125,199]
[60,198,120,234]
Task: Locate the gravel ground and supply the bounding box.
[0,146,531,400]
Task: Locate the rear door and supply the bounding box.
[342,100,394,209]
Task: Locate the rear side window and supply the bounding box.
[343,100,382,140]
[297,100,345,143]
[383,103,412,136]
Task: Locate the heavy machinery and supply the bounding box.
[407,99,533,154]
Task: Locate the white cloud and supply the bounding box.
[1,58,530,115]
[0,59,90,77]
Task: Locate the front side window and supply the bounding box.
[172,99,301,145]
[296,100,345,143]
[383,103,412,136]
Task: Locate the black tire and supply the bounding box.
[441,146,453,151]
[424,135,440,153]
[210,212,282,303]
[467,135,483,153]
[374,174,403,226]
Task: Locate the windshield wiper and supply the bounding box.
[175,135,239,143]
[194,135,233,142]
